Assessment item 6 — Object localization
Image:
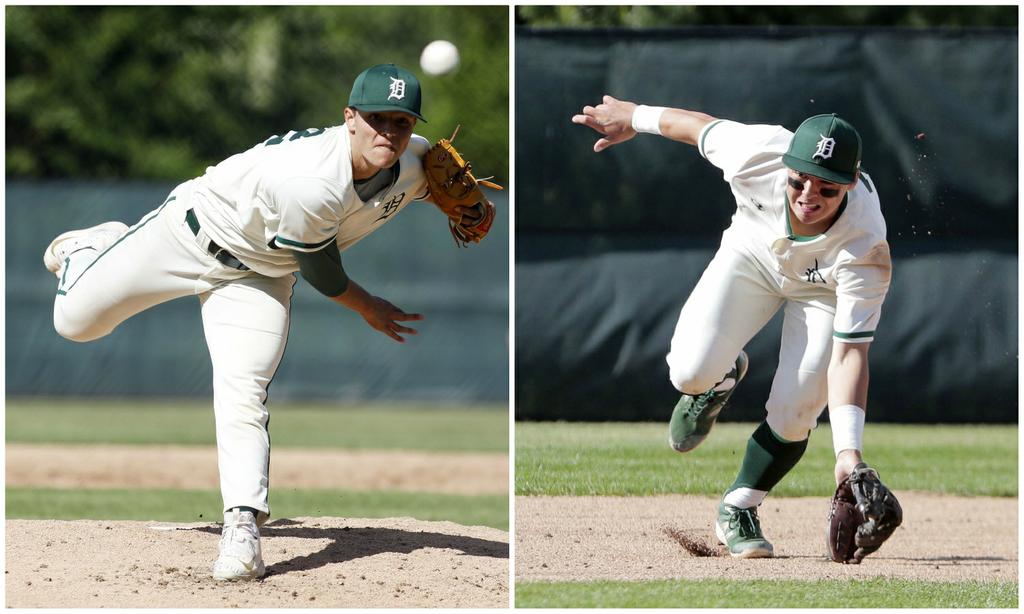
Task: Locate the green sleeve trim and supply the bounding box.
[860,170,874,193]
[834,331,875,340]
[699,119,725,159]
[274,234,336,250]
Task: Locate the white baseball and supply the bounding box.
[420,40,460,76]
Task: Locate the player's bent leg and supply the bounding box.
[765,300,833,441]
[51,192,210,342]
[664,247,783,452]
[716,420,810,558]
[669,350,748,452]
[201,273,294,538]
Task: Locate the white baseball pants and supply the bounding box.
[666,246,835,441]
[53,182,294,524]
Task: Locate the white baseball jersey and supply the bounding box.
[190,126,430,277]
[697,119,891,343]
[51,125,432,526]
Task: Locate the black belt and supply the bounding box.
[185,209,250,271]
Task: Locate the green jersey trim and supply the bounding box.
[784,193,848,241]
[833,331,875,340]
[57,196,176,296]
[860,170,874,193]
[699,119,726,159]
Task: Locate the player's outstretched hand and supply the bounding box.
[571,95,638,152]
[359,296,423,343]
[333,281,424,343]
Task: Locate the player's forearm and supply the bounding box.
[330,279,372,313]
[827,342,870,409]
[631,105,716,145]
[657,108,717,146]
[828,342,871,479]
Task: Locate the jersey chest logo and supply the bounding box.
[376,191,406,221]
[804,258,826,284]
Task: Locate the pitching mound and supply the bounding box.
[7,516,509,608]
[516,494,1016,583]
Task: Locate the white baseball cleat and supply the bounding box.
[212,509,266,581]
[43,221,129,277]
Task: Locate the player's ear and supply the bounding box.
[343,107,357,131]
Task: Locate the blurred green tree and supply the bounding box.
[515,5,1017,28]
[7,6,508,180]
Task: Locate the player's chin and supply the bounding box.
[369,148,400,168]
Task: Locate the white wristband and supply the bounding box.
[829,404,865,457]
[631,105,667,135]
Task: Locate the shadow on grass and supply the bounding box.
[195,518,509,578]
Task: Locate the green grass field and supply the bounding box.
[515,420,1018,608]
[516,578,1019,608]
[6,399,508,530]
[516,421,1017,497]
[7,398,507,451]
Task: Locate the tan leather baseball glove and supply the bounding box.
[422,126,502,247]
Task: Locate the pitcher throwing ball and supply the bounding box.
[44,63,498,581]
[572,96,901,561]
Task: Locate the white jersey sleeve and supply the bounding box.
[271,177,344,252]
[833,239,892,343]
[698,119,794,182]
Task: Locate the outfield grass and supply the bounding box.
[515,578,1018,608]
[7,487,508,530]
[7,400,508,529]
[6,398,508,452]
[516,421,1017,497]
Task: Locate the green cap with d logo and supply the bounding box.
[782,114,861,184]
[348,63,426,122]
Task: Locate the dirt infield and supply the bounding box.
[7,517,509,608]
[516,494,1017,583]
[6,443,507,495]
[6,444,509,607]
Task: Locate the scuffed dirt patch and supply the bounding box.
[516,494,1016,583]
[7,517,508,608]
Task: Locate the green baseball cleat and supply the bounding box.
[715,501,774,559]
[669,351,749,452]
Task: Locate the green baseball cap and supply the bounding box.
[348,63,426,122]
[782,114,861,184]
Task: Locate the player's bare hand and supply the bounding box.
[359,296,423,343]
[333,282,423,343]
[571,95,638,152]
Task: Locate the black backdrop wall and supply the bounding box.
[515,26,1018,423]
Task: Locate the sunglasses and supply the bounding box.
[787,176,841,198]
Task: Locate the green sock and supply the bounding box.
[728,420,808,493]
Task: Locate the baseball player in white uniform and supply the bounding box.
[573,96,891,558]
[45,64,473,580]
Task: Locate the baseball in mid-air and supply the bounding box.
[420,40,460,76]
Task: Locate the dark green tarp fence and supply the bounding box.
[7,182,509,402]
[515,26,1017,423]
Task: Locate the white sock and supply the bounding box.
[723,487,768,509]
